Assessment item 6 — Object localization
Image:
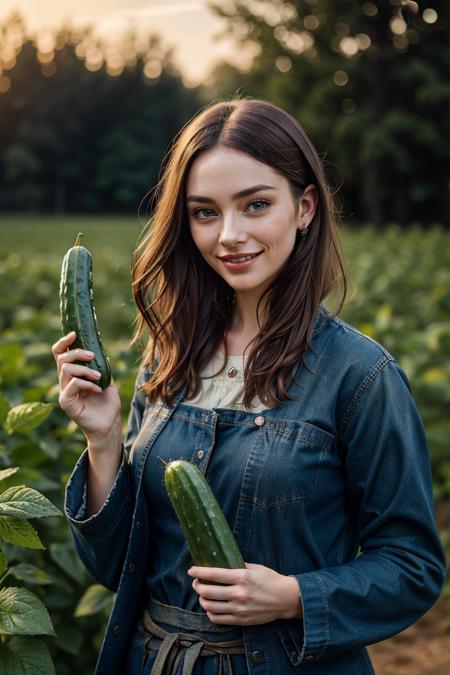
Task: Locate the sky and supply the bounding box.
[0,0,243,86]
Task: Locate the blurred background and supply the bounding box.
[0,2,449,674]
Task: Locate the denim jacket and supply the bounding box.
[64,306,446,675]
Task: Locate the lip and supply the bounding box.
[219,251,263,270]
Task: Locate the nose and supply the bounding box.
[218,211,247,247]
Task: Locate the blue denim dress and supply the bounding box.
[64,306,446,675]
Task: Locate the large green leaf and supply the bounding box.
[0,587,55,636]
[0,636,55,675]
[0,518,44,550]
[0,486,62,519]
[4,403,54,435]
[74,584,114,617]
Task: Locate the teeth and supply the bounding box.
[225,253,258,263]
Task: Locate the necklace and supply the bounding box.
[224,354,245,379]
[227,365,239,378]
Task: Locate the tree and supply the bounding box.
[0,13,202,214]
[204,0,450,227]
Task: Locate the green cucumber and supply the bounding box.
[59,233,111,390]
[164,459,245,570]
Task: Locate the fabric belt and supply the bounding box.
[140,597,245,675]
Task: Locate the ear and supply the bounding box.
[296,184,319,230]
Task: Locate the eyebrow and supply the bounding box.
[186,184,276,204]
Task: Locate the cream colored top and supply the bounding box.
[182,351,271,412]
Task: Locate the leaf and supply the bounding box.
[10,442,47,469]
[0,486,62,519]
[0,344,25,386]
[0,468,19,483]
[0,636,56,675]
[0,518,44,550]
[4,403,54,435]
[74,583,114,617]
[49,542,86,585]
[0,394,10,427]
[7,564,53,586]
[0,587,55,636]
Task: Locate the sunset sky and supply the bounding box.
[0,0,242,86]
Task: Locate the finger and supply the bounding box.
[52,331,77,362]
[56,348,95,376]
[199,597,231,614]
[59,376,103,403]
[188,566,247,585]
[192,578,231,601]
[60,362,103,389]
[205,611,237,625]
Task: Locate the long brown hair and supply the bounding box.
[130,96,348,409]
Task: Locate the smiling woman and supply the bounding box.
[60,96,446,675]
[131,98,346,409]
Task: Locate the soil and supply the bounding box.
[367,500,450,674]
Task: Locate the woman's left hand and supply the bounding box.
[187,562,302,625]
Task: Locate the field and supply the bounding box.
[0,216,449,673]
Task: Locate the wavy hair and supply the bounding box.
[130,97,348,409]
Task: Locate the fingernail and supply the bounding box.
[68,331,76,337]
[84,351,95,357]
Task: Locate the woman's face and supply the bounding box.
[186,145,316,300]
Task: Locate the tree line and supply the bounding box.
[0,1,448,227]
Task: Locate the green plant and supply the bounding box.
[0,403,62,672]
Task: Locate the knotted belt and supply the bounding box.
[140,598,245,675]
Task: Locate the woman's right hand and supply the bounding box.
[52,331,122,449]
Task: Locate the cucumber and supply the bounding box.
[164,459,245,570]
[59,233,111,390]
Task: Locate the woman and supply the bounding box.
[53,98,446,675]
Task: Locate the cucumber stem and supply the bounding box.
[75,233,84,246]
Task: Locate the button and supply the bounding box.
[197,450,204,459]
[227,367,238,378]
[136,520,141,531]
[128,562,135,574]
[112,625,121,636]
[254,415,265,427]
[251,650,262,663]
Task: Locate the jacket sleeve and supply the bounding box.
[290,358,447,663]
[64,365,148,591]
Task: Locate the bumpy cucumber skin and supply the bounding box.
[59,245,111,390]
[164,459,245,570]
